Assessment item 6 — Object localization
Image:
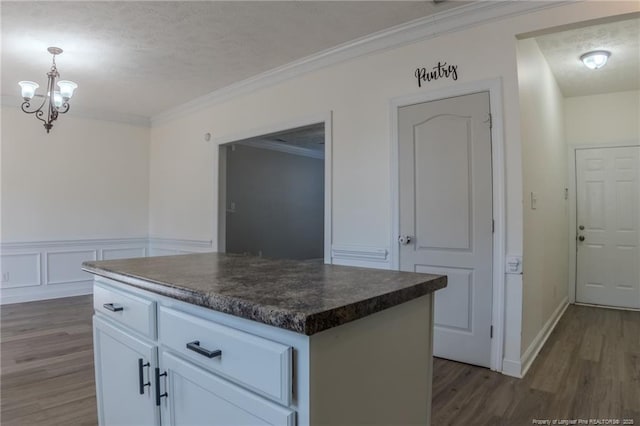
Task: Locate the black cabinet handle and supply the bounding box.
[138,358,151,395]
[103,303,123,312]
[155,368,168,406]
[186,341,222,359]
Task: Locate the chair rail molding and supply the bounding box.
[331,244,390,270]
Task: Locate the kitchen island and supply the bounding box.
[83,253,446,426]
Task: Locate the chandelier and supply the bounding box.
[18,47,78,134]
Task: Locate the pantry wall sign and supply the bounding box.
[415,61,459,87]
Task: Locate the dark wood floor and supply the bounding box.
[1,298,638,426]
[1,295,96,426]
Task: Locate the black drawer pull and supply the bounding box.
[103,303,123,312]
[138,358,151,395]
[186,341,222,359]
[155,368,168,406]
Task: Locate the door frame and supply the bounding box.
[567,142,640,304]
[213,111,333,264]
[389,78,506,372]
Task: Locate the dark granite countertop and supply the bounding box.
[82,252,446,335]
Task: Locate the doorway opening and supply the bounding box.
[217,121,331,262]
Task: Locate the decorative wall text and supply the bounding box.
[415,62,459,87]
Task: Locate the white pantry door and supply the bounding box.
[575,146,640,309]
[398,91,493,368]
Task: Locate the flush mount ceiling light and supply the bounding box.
[580,50,611,70]
[18,47,78,134]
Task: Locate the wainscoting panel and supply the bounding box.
[46,250,97,285]
[0,252,41,289]
[1,238,148,304]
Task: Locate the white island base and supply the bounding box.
[92,277,435,426]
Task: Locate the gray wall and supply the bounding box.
[225,144,324,260]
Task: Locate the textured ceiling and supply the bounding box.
[1,1,461,120]
[535,17,640,97]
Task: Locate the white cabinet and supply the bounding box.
[93,316,159,425]
[93,279,296,426]
[159,351,295,426]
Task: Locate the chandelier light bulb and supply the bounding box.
[580,50,611,70]
[57,80,78,100]
[18,81,39,100]
[53,91,64,108]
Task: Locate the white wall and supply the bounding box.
[148,2,637,373]
[225,144,324,260]
[1,107,150,241]
[1,107,150,303]
[516,38,569,373]
[565,90,640,146]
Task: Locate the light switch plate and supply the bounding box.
[530,192,538,210]
[506,255,523,274]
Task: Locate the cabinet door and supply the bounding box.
[159,351,295,426]
[94,316,159,426]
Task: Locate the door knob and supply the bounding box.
[578,235,585,242]
[398,235,413,245]
[578,225,585,230]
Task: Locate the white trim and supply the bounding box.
[519,298,569,378]
[501,359,523,379]
[1,237,148,249]
[147,237,214,250]
[567,142,640,304]
[151,1,567,126]
[215,112,333,264]
[238,139,324,160]
[389,78,507,373]
[0,282,93,305]
[331,245,388,263]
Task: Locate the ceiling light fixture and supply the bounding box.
[18,47,78,134]
[580,50,611,70]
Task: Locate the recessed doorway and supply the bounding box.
[217,119,331,262]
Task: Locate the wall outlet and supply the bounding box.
[1,272,9,283]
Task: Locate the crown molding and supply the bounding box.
[1,95,151,128]
[238,139,324,160]
[151,0,572,126]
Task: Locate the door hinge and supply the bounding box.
[485,113,493,129]
[490,325,494,339]
[492,219,495,233]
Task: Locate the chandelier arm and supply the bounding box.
[57,102,70,115]
[20,96,48,114]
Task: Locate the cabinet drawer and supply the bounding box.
[158,306,292,405]
[94,283,156,339]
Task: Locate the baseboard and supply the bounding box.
[0,281,93,305]
[501,358,522,378]
[519,297,569,378]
